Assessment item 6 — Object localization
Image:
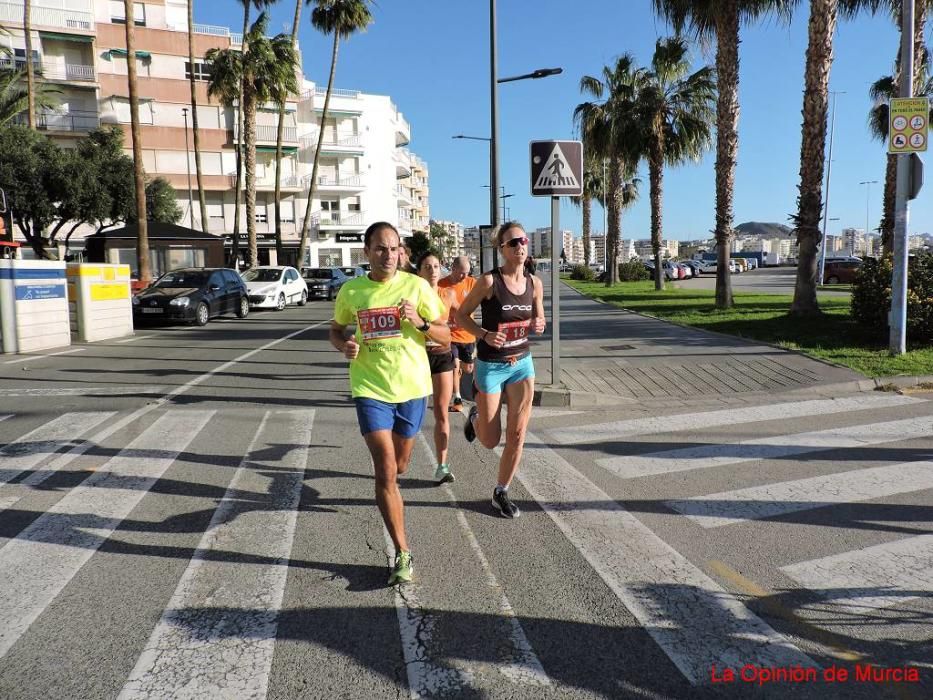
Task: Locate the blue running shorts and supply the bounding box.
[354,396,427,438]
[474,355,535,395]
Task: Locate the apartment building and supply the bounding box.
[430,220,465,261]
[1,0,428,268]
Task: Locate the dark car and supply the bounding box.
[822,259,862,284]
[301,266,348,300]
[133,267,249,326]
[339,266,366,279]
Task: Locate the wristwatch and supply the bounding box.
[417,319,430,332]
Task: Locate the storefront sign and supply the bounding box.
[336,233,363,243]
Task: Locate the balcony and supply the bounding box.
[0,2,94,31]
[393,149,411,179]
[308,174,365,192]
[227,173,302,191]
[396,184,412,205]
[13,109,98,133]
[0,57,95,82]
[311,210,366,230]
[300,131,363,154]
[235,124,298,145]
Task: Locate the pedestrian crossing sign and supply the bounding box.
[530,140,583,196]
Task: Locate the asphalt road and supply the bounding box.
[0,300,930,699]
[673,267,852,297]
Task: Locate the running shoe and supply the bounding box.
[434,463,455,484]
[463,405,478,443]
[449,397,464,412]
[492,488,520,518]
[388,550,413,585]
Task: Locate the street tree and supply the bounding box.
[298,0,374,266]
[207,13,299,268]
[652,0,795,309]
[123,0,150,282]
[187,0,209,232]
[0,55,60,127]
[571,154,605,268]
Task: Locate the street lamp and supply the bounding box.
[858,179,878,254]
[500,192,513,222]
[182,107,193,229]
[819,91,844,286]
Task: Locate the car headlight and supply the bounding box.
[132,296,140,305]
[170,297,190,307]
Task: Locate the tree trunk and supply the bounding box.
[124,0,150,283]
[274,0,303,263]
[244,90,258,268]
[713,4,739,310]
[298,32,340,265]
[606,156,622,286]
[188,0,208,233]
[649,131,664,291]
[231,6,250,267]
[791,0,837,316]
[581,193,591,267]
[23,0,35,129]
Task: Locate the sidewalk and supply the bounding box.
[530,277,865,407]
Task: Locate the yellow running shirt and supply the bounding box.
[334,271,446,403]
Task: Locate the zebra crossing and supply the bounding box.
[0,390,930,697]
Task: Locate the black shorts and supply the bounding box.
[451,342,475,364]
[428,351,455,375]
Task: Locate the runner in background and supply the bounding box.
[455,222,545,518]
[330,222,448,584]
[417,251,456,484]
[438,255,477,412]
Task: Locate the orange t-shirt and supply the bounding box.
[438,274,477,344]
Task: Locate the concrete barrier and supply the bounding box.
[67,263,133,342]
[0,260,71,354]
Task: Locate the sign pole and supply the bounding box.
[890,0,915,355]
[550,195,560,386]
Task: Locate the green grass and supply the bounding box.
[563,278,933,378]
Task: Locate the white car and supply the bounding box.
[241,266,307,310]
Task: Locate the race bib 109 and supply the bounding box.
[498,320,530,348]
[358,306,402,341]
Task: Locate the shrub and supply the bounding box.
[619,258,650,281]
[851,253,933,344]
[570,264,595,281]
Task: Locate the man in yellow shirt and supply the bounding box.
[330,222,449,585]
[439,256,477,411]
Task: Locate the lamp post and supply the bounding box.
[818,91,844,285]
[182,107,194,229]
[858,179,878,255]
[602,158,608,270]
[500,192,513,222]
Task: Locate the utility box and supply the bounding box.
[0,260,71,354]
[67,263,133,342]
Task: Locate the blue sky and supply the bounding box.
[197,1,931,241]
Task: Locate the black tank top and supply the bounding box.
[477,268,534,361]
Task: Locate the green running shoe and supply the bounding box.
[388,550,413,585]
[434,463,455,484]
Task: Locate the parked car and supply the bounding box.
[133,267,249,326]
[733,258,748,273]
[822,259,862,284]
[301,266,348,300]
[661,261,679,281]
[339,266,366,279]
[681,260,703,276]
[728,260,738,274]
[697,260,718,274]
[241,266,307,310]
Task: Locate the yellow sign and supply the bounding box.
[889,97,929,154]
[90,282,129,301]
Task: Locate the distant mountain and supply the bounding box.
[734,221,794,238]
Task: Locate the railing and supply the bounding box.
[13,109,99,132]
[396,184,411,200]
[313,211,365,227]
[0,58,96,81]
[0,2,94,31]
[227,173,300,189]
[311,174,364,188]
[300,132,362,149]
[237,125,298,143]
[300,87,361,100]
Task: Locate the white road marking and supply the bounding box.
[0,387,164,397]
[532,407,583,418]
[3,348,84,364]
[514,432,815,684]
[781,534,933,611]
[415,434,549,687]
[667,461,933,529]
[0,414,13,424]
[548,394,920,445]
[0,410,214,661]
[0,412,116,485]
[115,335,154,343]
[119,410,313,700]
[598,415,933,479]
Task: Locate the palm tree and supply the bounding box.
[637,37,715,290]
[123,0,150,282]
[0,59,60,127]
[652,0,795,309]
[207,13,299,268]
[297,0,374,266]
[574,55,642,285]
[571,159,604,267]
[273,0,304,261]
[23,0,35,129]
[187,0,208,232]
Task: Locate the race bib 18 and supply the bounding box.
[358,306,402,341]
[498,320,530,348]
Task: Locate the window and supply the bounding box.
[318,248,342,267]
[255,203,268,224]
[184,61,211,82]
[279,200,294,223]
[112,1,146,26]
[207,201,224,220]
[12,48,40,72]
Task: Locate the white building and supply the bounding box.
[430,219,465,261]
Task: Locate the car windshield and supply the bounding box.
[242,268,283,282]
[303,268,332,279]
[153,271,209,288]
[340,268,357,276]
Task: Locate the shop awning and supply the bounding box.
[40,31,93,44]
[108,48,152,59]
[256,146,299,153]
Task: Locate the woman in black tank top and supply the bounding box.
[454,223,545,519]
